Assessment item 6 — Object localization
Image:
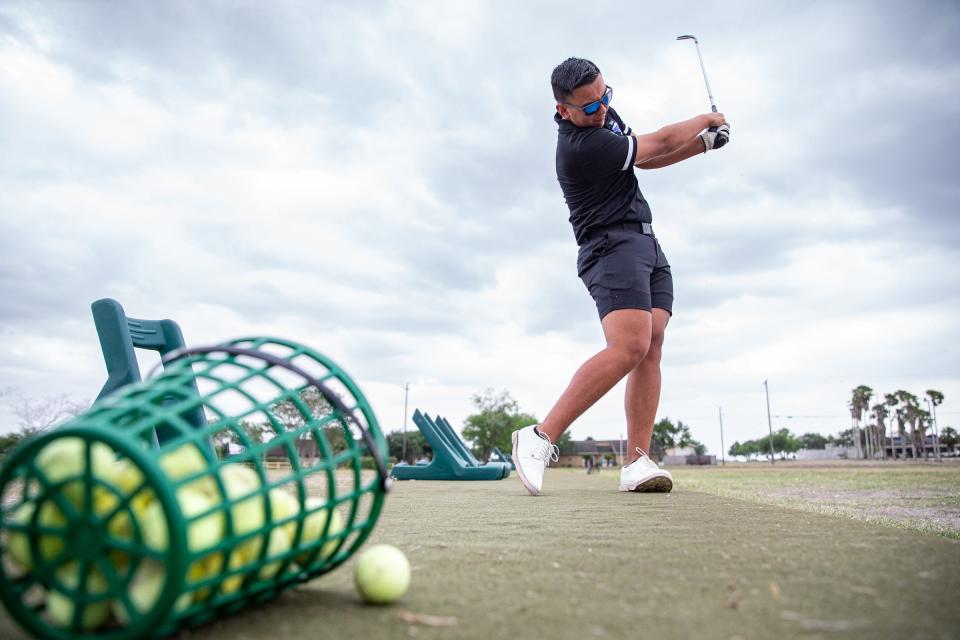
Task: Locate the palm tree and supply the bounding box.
[886,392,909,459]
[847,402,859,459]
[848,385,873,459]
[926,389,944,461]
[873,421,882,457]
[895,391,922,459]
[865,414,876,459]
[860,386,874,457]
[872,402,890,459]
[913,408,931,459]
[847,397,860,459]
[870,394,889,460]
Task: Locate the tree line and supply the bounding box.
[728,386,955,461]
[729,429,833,460]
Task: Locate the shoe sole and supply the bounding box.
[512,431,540,496]
[619,474,673,493]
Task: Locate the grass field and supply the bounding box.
[672,460,960,539]
[2,462,958,639]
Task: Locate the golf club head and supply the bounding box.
[676,34,698,43]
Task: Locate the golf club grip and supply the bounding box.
[708,126,728,149]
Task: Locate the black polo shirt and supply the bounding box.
[555,107,653,245]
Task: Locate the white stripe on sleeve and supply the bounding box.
[622,136,635,171]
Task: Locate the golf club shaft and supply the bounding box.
[677,34,727,149]
[692,40,718,113]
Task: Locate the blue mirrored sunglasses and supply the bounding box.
[567,85,613,115]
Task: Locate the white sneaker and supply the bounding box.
[619,447,673,493]
[511,424,558,496]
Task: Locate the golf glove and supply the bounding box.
[699,123,731,152]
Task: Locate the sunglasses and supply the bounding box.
[565,85,613,115]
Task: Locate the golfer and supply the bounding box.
[512,57,730,495]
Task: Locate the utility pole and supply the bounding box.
[401,382,410,463]
[764,379,775,465]
[718,407,726,466]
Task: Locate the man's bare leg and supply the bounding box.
[538,309,653,443]
[624,308,670,464]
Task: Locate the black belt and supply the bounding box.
[582,221,653,245]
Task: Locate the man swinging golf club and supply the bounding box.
[512,57,730,495]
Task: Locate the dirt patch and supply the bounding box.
[764,487,954,502]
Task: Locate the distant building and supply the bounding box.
[882,435,946,459]
[264,438,319,461]
[554,439,626,468]
[797,445,854,460]
[799,436,947,461]
[661,446,693,465]
[227,438,320,465]
[554,440,716,467]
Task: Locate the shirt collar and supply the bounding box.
[554,112,575,130]
[554,111,612,131]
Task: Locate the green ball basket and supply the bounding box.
[0,337,390,639]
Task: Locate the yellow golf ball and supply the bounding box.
[354,544,410,604]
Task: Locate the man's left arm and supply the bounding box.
[635,124,731,170]
[634,137,704,169]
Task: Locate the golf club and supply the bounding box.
[676,34,728,149]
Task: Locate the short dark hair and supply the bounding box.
[551,57,601,102]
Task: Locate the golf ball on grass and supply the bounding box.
[354,544,410,604]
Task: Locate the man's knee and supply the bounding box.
[601,309,653,369]
[643,309,669,366]
[645,332,665,365]
[613,335,651,369]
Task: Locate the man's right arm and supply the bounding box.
[632,113,726,165]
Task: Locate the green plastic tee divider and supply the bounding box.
[92,298,207,447]
[434,416,510,479]
[389,410,506,481]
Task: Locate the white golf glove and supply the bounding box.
[699,123,731,152]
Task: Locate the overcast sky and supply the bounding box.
[1,0,958,456]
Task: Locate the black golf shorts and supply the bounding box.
[577,227,674,319]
